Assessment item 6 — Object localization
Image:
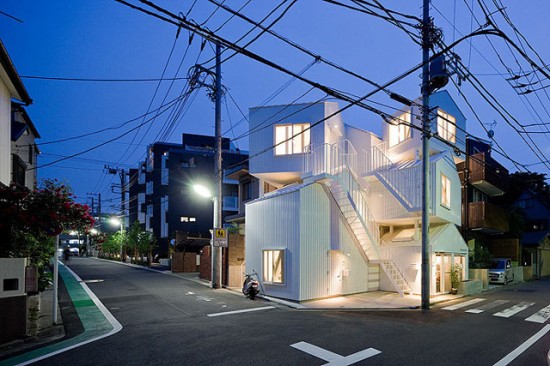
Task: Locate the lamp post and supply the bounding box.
[193,184,222,289]
[109,217,124,262]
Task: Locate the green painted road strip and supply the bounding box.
[0,264,122,366]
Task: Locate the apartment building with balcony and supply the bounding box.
[128,133,248,257]
[244,91,469,302]
[457,139,515,261]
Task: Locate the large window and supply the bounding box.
[437,109,456,143]
[389,112,411,147]
[263,249,284,283]
[274,123,310,155]
[441,173,451,208]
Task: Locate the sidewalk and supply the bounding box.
[0,287,64,360]
[0,263,121,366]
[147,263,468,310]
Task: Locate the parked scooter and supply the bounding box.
[242,273,259,300]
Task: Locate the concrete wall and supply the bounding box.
[0,258,27,299]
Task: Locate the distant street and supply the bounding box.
[35,258,550,365]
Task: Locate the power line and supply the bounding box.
[20,75,190,82]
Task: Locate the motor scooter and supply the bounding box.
[242,273,259,300]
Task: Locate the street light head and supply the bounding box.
[193,184,212,198]
[109,217,121,227]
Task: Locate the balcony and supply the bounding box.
[466,152,509,196]
[467,201,509,233]
[223,196,239,212]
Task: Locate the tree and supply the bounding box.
[0,179,95,291]
[127,221,156,265]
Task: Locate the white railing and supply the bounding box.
[333,166,380,250]
[303,140,357,177]
[367,145,422,210]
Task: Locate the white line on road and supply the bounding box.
[493,324,550,366]
[207,306,276,317]
[442,298,486,311]
[466,300,510,314]
[291,341,381,366]
[525,304,550,323]
[494,302,535,318]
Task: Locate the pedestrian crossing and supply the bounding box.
[442,298,550,323]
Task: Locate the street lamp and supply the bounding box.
[193,184,222,289]
[109,217,124,261]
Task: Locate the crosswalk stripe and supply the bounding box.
[442,298,486,311]
[466,300,510,314]
[494,301,535,318]
[524,304,550,323]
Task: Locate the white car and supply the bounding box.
[488,258,514,284]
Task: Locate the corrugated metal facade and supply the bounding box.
[299,183,331,300]
[246,182,372,302]
[245,188,301,301]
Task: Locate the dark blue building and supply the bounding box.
[128,134,248,257]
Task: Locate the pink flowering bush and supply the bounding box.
[0,179,95,291]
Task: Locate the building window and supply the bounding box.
[190,217,196,222]
[242,181,252,201]
[441,173,451,208]
[263,249,284,283]
[274,123,310,155]
[180,217,196,222]
[389,112,411,147]
[437,110,456,143]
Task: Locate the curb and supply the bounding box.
[0,264,122,366]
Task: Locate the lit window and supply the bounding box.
[189,217,196,222]
[437,110,456,143]
[389,112,411,147]
[441,173,451,208]
[263,250,284,283]
[274,124,310,155]
[180,217,189,222]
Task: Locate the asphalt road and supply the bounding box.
[34,258,550,365]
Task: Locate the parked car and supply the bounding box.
[488,258,514,284]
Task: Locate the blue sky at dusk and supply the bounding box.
[2,1,550,213]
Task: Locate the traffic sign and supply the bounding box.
[213,228,228,247]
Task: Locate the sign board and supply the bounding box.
[213,228,228,247]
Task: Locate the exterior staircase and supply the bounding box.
[329,163,413,296]
[306,140,413,296]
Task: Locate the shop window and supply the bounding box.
[263,250,284,283]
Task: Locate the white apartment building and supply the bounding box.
[245,90,469,302]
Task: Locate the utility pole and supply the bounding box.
[213,42,223,289]
[106,166,126,225]
[189,44,224,289]
[421,0,432,310]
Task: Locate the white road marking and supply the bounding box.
[207,306,276,317]
[494,302,535,318]
[196,296,213,302]
[525,304,550,323]
[493,324,550,366]
[442,298,486,311]
[291,341,381,366]
[466,300,510,314]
